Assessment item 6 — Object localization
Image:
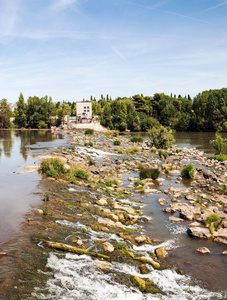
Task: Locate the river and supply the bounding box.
[0,130,226,299]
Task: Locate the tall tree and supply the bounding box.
[0,99,11,128]
[15,93,27,128]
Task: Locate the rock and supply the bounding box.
[90,166,100,174]
[214,228,227,244]
[155,247,168,258]
[135,235,151,244]
[139,264,149,274]
[37,209,43,215]
[189,221,202,227]
[169,216,184,223]
[103,241,115,253]
[163,207,175,213]
[136,256,160,269]
[132,276,146,292]
[196,247,211,254]
[96,198,108,206]
[187,227,212,239]
[222,251,227,255]
[107,213,119,222]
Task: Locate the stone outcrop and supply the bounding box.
[187,227,212,239]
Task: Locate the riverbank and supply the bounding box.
[1,129,227,299]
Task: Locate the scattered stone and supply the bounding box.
[169,216,184,223]
[103,241,115,253]
[196,247,211,254]
[155,247,168,258]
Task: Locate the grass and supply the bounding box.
[207,154,227,161]
[40,158,67,177]
[114,140,121,145]
[114,241,126,250]
[181,164,195,179]
[158,150,168,159]
[134,180,145,187]
[139,165,160,180]
[105,178,119,187]
[130,136,143,143]
[67,168,90,182]
[43,193,49,201]
[126,147,140,154]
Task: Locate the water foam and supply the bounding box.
[32,253,225,300]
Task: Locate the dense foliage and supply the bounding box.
[181,164,195,179]
[1,87,227,130]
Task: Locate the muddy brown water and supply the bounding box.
[0,130,226,299]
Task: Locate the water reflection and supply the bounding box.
[0,130,67,246]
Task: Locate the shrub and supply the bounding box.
[114,140,121,145]
[131,136,143,143]
[118,148,124,154]
[40,158,67,177]
[212,133,227,154]
[89,142,93,147]
[148,125,175,149]
[85,129,94,135]
[139,166,160,180]
[151,148,156,153]
[105,178,119,187]
[205,213,222,232]
[181,164,195,179]
[158,150,168,159]
[84,142,88,146]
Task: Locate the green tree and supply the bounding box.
[14,93,27,128]
[0,99,11,128]
[148,124,175,149]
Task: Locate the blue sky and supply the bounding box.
[0,0,227,103]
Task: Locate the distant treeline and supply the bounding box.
[0,88,227,131]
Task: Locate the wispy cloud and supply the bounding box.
[51,0,78,11]
[116,0,214,25]
[204,1,227,12]
[111,47,128,62]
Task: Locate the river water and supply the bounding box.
[0,130,226,299]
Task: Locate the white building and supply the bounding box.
[76,101,92,123]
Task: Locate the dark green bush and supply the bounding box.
[40,158,67,177]
[139,166,160,180]
[181,164,195,179]
[89,142,93,147]
[130,136,143,143]
[85,129,94,135]
[114,140,121,145]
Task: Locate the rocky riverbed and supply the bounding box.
[1,129,227,299]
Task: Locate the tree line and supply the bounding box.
[0,88,227,131]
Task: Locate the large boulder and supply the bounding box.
[187,227,212,239]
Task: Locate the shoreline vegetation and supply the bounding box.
[6,128,226,298]
[1,87,227,133]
